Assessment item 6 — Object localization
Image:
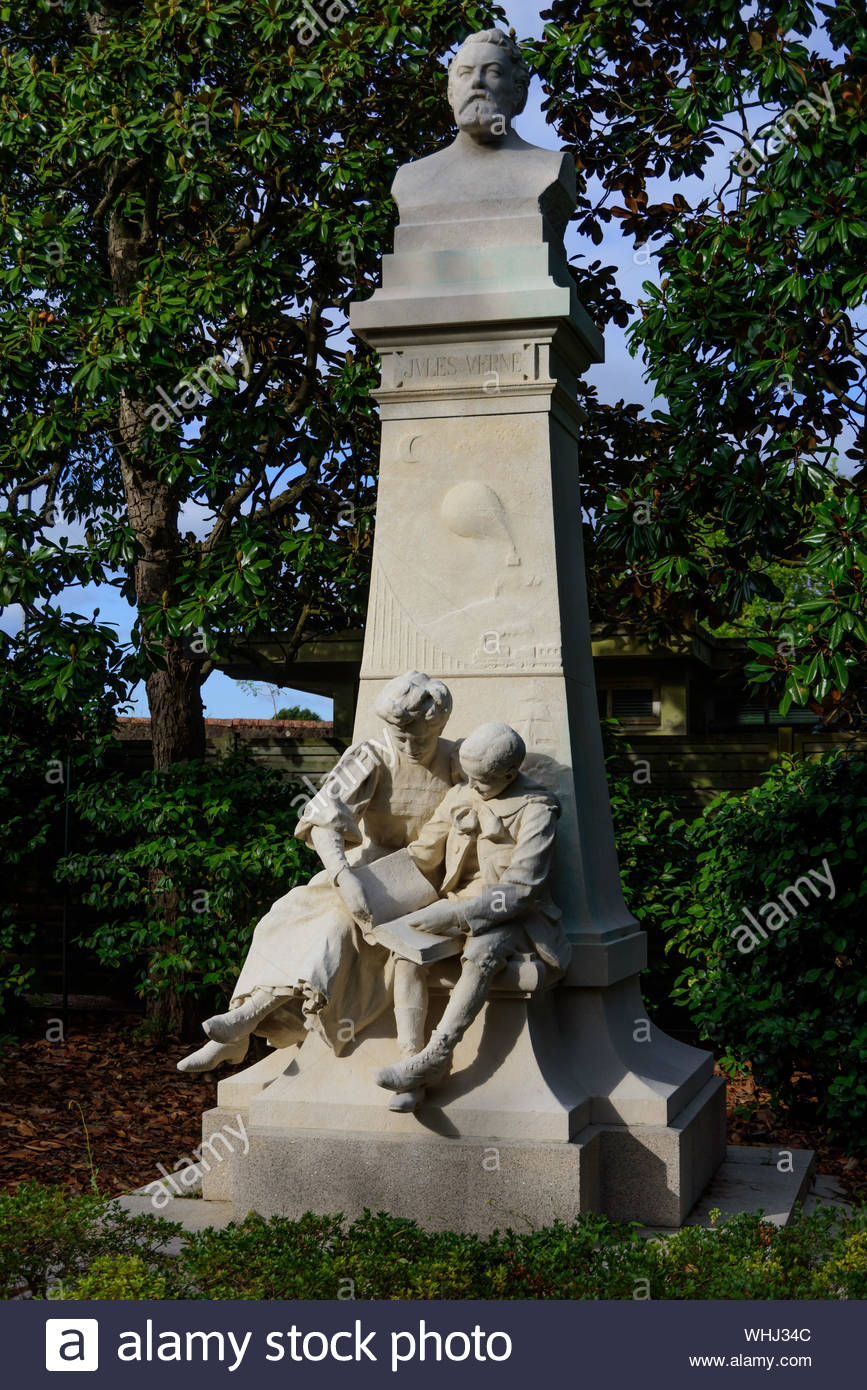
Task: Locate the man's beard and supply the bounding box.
[458,94,508,131]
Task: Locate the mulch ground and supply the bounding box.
[0,1010,250,1196]
[1,1010,864,1203]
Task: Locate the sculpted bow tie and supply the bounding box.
[449,796,505,842]
[439,794,506,896]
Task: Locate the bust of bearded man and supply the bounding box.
[391,28,576,253]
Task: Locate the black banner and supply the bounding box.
[7,1299,863,1387]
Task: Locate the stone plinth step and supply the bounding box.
[113,1144,843,1245]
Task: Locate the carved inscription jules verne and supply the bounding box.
[387,343,534,390]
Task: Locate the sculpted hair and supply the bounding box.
[373,670,453,729]
[447,29,531,117]
[460,722,526,776]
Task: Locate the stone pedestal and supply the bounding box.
[203,956,726,1228]
[200,70,728,1229]
[204,1065,725,1233]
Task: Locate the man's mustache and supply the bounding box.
[460,92,498,111]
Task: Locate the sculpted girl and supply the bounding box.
[178,670,459,1073]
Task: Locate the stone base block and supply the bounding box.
[225,1074,726,1232]
[595,1075,727,1227]
[683,1142,815,1229]
[200,1107,236,1202]
[120,1141,819,1239]
[231,1125,600,1235]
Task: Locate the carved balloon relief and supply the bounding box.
[440,481,520,568]
[363,476,562,676]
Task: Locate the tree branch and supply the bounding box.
[93,157,146,225]
[3,472,55,508]
[226,192,282,261]
[3,453,64,515]
[200,301,326,550]
[247,459,322,526]
[816,364,867,415]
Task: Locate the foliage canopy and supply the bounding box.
[534,0,867,723]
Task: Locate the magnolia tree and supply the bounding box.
[9,0,865,754]
[0,0,504,766]
[532,0,867,724]
[0,0,509,1029]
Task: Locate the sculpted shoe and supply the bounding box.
[203,988,276,1044]
[375,1030,454,1093]
[177,1038,248,1073]
[388,1088,426,1113]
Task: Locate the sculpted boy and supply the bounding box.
[375,722,570,1109]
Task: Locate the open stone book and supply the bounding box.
[353,849,465,965]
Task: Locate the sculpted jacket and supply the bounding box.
[406,773,571,975]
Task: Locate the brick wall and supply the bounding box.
[114,715,347,780]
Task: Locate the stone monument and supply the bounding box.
[194,28,726,1231]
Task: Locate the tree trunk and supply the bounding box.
[146,644,206,767]
[106,198,207,1032]
[106,208,207,771]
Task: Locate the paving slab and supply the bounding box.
[639,1144,816,1236]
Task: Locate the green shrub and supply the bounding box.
[58,755,318,1021]
[0,619,130,1032]
[649,1205,847,1300]
[816,1228,867,1299]
[0,735,64,1027]
[5,1184,867,1301]
[0,1183,181,1300]
[668,752,867,1152]
[5,1184,861,1301]
[178,1211,346,1300]
[608,737,867,1151]
[63,1254,169,1300]
[604,725,697,1023]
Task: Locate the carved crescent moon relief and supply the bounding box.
[396,433,422,464]
[366,477,563,675]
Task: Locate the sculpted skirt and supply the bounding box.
[229,868,394,1054]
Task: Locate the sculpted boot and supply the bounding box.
[203,987,278,1044]
[388,1004,428,1112]
[387,958,429,1112]
[376,1027,455,1093]
[376,957,497,1095]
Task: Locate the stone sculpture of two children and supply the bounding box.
[179,673,568,1112]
